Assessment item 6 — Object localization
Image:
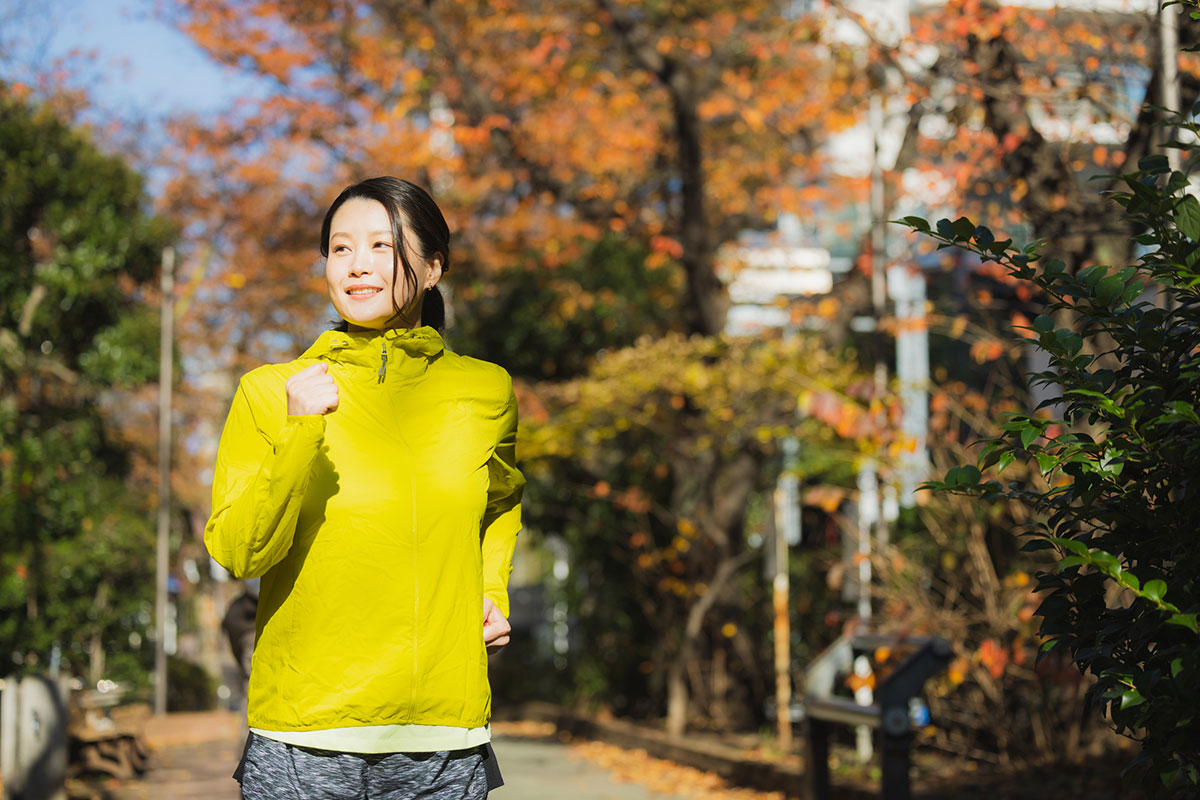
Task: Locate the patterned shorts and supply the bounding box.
[234,731,504,799]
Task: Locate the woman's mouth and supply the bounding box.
[346,286,383,297]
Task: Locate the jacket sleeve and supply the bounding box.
[480,376,525,618]
[204,378,326,579]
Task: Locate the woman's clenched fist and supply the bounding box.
[286,362,340,416]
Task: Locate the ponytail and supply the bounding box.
[422,286,446,332]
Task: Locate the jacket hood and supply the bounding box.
[299,326,446,367]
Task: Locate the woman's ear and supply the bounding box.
[425,254,444,291]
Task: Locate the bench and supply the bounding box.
[801,632,952,800]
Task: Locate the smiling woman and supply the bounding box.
[204,177,521,799]
[320,178,448,332]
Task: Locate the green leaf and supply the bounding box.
[1057,555,1087,570]
[896,216,930,233]
[945,464,982,488]
[1138,154,1170,174]
[1078,264,1107,288]
[1051,537,1088,556]
[1161,401,1200,424]
[1120,689,1146,709]
[1166,613,1199,634]
[1020,424,1040,450]
[1034,451,1056,473]
[1090,550,1119,574]
[1066,389,1122,416]
[950,216,975,241]
[1176,195,1200,241]
[1032,315,1054,333]
[1095,274,1125,306]
[997,451,1016,474]
[1143,579,1167,604]
[1167,170,1191,195]
[1062,333,1083,356]
[1117,570,1140,592]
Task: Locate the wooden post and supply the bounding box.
[154,247,175,716]
[773,485,792,753]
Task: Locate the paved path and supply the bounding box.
[492,735,689,800]
[110,712,244,800]
[109,713,691,799]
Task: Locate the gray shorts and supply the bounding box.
[234,731,503,799]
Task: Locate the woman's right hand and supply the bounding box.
[286,362,340,416]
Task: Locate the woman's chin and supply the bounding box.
[338,314,387,331]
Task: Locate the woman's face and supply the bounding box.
[325,197,442,331]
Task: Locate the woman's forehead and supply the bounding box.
[330,197,395,235]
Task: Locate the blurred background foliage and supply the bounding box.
[0,88,176,683]
[451,234,683,380]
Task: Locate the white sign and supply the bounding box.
[732,246,832,270]
[726,304,791,336]
[728,268,833,303]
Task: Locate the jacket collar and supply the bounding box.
[300,326,446,366]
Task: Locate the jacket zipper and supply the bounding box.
[378,341,419,719]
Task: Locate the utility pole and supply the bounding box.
[867,58,893,557]
[1160,1,1180,171]
[889,265,930,507]
[869,89,888,401]
[773,437,800,751]
[155,247,175,716]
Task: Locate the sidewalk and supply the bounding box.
[493,734,692,800]
[109,711,243,800]
[107,712,694,799]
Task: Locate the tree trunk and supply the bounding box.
[711,644,729,727]
[665,549,756,737]
[666,654,689,737]
[668,75,727,337]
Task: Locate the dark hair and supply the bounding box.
[319,177,450,331]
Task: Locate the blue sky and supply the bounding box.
[7,0,265,117]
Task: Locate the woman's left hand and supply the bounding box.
[482,598,511,654]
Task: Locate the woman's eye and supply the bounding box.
[373,241,393,249]
[332,245,349,254]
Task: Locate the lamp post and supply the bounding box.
[154,247,175,716]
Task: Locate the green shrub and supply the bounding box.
[899,89,1200,798]
[166,656,216,713]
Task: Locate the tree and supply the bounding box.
[0,85,175,681]
[905,92,1200,794]
[520,332,886,734]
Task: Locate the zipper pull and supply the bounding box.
[378,340,388,383]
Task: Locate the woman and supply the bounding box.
[204,177,522,799]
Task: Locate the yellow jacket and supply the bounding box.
[204,326,524,733]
